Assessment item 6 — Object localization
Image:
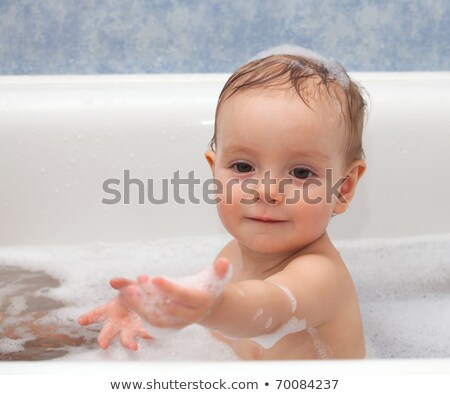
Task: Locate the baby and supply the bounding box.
[79,45,368,360]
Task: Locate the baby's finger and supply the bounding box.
[137,274,150,283]
[98,322,118,350]
[78,305,107,326]
[110,277,135,290]
[138,328,153,340]
[151,277,209,307]
[120,330,138,351]
[214,257,230,278]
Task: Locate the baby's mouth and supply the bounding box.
[247,217,288,224]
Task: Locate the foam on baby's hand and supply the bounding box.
[133,279,182,339]
[139,261,232,338]
[168,259,233,298]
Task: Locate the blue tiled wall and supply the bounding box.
[0,0,448,74]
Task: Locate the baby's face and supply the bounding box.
[206,88,348,254]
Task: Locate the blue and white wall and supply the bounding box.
[0,0,448,74]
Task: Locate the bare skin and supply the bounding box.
[206,235,365,360]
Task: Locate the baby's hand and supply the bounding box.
[122,258,231,329]
[78,282,152,351]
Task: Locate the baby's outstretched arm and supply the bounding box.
[79,254,340,350]
[119,256,316,343]
[78,278,152,350]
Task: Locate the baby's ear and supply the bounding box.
[333,160,366,215]
[204,150,216,175]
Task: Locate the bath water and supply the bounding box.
[0,233,449,360]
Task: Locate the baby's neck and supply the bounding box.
[236,232,331,279]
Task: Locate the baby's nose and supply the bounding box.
[255,173,283,205]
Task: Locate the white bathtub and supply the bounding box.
[1,73,449,244]
[0,74,449,383]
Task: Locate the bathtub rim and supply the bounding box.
[0,71,448,85]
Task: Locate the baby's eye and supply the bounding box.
[232,162,254,173]
[290,167,315,179]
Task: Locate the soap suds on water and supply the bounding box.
[0,337,26,354]
[0,233,449,360]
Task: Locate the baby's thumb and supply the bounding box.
[110,277,134,290]
[214,257,230,279]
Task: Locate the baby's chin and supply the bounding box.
[237,236,303,255]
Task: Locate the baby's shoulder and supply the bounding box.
[269,252,349,303]
[284,251,344,276]
[269,253,351,327]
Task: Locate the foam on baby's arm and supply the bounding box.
[219,281,308,349]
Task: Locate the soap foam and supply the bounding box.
[250,316,307,349]
[167,260,233,298]
[248,44,350,90]
[244,281,309,349]
[252,308,263,321]
[307,327,329,359]
[136,261,233,338]
[220,282,308,350]
[268,282,298,313]
[0,337,26,354]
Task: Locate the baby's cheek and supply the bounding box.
[303,183,324,203]
[282,183,303,204]
[218,184,242,214]
[217,180,250,206]
[297,184,334,216]
[283,182,323,206]
[216,183,246,231]
[217,202,239,237]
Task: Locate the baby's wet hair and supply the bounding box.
[209,48,369,170]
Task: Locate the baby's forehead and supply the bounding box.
[226,77,346,110]
[216,84,348,152]
[221,83,348,129]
